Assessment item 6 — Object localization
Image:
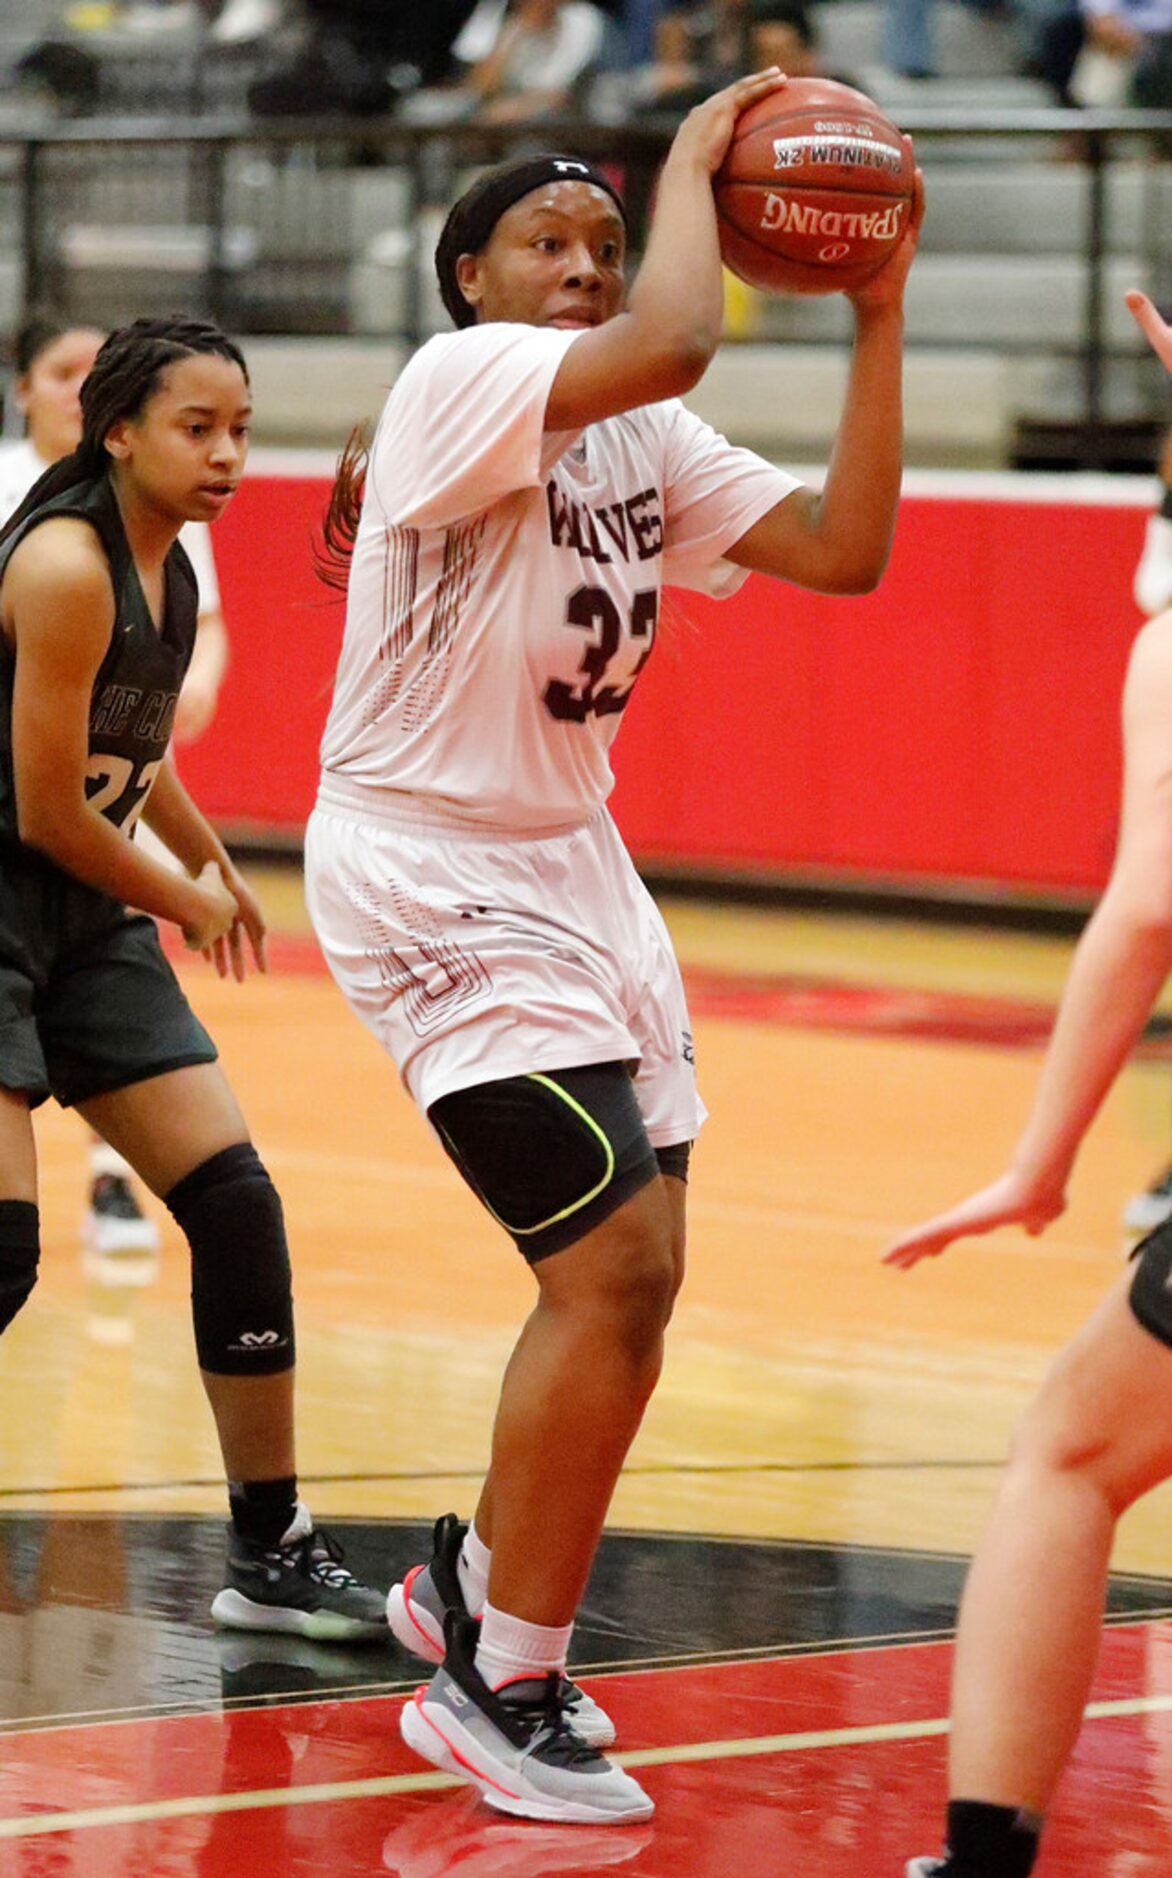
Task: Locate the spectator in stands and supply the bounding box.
[881,0,937,79]
[400,0,608,125]
[471,0,608,121]
[1072,0,1172,101]
[638,0,827,114]
[209,0,280,41]
[247,0,479,116]
[882,0,1090,94]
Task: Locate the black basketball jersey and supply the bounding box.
[0,471,198,841]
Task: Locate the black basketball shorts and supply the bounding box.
[0,854,216,1109]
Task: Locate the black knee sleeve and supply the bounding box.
[165,1143,295,1375]
[429,1062,659,1262]
[1129,1218,1172,1347]
[0,1200,39,1334]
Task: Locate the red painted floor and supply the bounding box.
[4,1628,1172,1875]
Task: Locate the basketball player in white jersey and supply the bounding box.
[306,69,924,1823]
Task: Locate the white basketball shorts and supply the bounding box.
[304,786,706,1146]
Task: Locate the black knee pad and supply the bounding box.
[165,1143,295,1375]
[0,1200,39,1334]
[428,1062,659,1262]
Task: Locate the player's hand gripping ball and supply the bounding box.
[715,77,915,296]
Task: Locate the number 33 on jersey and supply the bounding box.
[320,321,801,834]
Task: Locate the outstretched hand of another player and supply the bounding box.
[881,1166,1067,1270]
[203,859,267,982]
[1127,290,1172,373]
[848,154,925,311]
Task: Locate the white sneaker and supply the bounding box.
[1135,512,1172,618]
[211,0,282,43]
[400,1615,653,1824]
[387,1513,616,1746]
[82,1173,160,1283]
[906,1862,948,1877]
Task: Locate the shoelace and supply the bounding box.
[502,1675,600,1767]
[283,1527,358,1589]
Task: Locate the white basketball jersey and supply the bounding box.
[319,321,799,832]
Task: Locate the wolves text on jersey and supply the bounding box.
[546,481,664,564]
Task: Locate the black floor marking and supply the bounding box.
[3,1514,1171,1732]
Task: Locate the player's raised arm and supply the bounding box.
[537,71,789,430]
[726,163,924,596]
[1128,290,1172,372]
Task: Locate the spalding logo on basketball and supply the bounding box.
[715,79,915,297]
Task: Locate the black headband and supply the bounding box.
[435,155,627,329]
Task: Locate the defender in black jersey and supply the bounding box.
[0,315,386,1642]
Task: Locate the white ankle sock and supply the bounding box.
[457,1521,491,1617]
[475,1600,573,1690]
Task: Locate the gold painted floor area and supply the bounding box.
[5,873,1172,1577]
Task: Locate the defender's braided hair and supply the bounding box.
[0,313,248,550]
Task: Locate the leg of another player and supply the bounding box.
[79,1063,295,1480]
[470,1171,688,1564]
[79,1061,385,1638]
[945,1272,1172,1835]
[83,1124,161,1267]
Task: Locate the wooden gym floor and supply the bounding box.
[4,869,1172,1875]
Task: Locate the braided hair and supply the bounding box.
[0,313,249,550]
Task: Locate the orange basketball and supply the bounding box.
[715,78,915,297]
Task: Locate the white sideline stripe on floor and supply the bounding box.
[1,1695,1170,1841]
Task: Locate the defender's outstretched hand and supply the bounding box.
[881,1167,1067,1270]
[1127,290,1172,373]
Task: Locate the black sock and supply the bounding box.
[943,1800,1043,1877]
[1159,481,1172,521]
[229,1476,298,1548]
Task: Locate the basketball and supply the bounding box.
[715,78,915,297]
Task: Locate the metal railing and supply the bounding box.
[1,107,1169,463]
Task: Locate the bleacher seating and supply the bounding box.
[0,1,1166,465]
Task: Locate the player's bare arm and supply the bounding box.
[1128,289,1172,373]
[883,610,1172,1269]
[142,760,266,979]
[542,70,789,432]
[5,518,236,946]
[727,169,924,594]
[174,607,228,742]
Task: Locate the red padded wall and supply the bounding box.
[181,466,1149,898]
